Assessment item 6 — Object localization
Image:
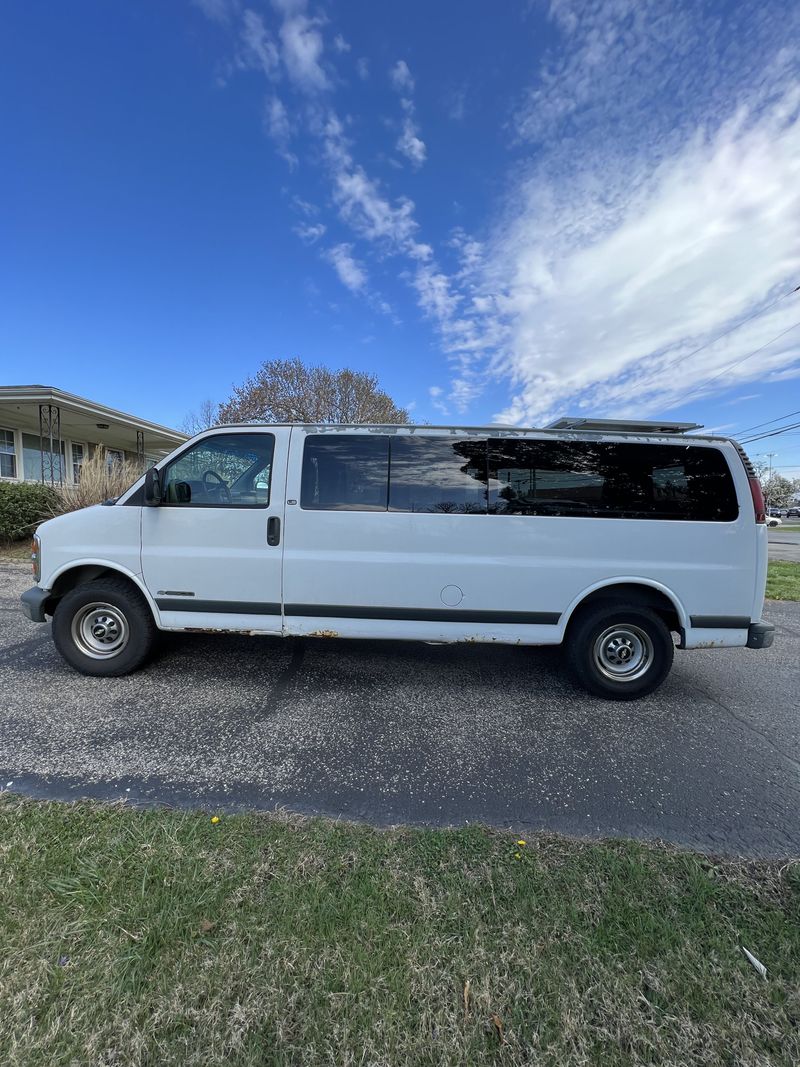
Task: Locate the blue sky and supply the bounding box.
[2,0,800,476]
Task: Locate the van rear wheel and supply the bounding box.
[567,604,674,700]
[53,578,156,677]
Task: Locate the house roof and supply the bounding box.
[0,385,187,444]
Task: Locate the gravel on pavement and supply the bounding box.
[2,561,798,857]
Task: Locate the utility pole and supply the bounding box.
[763,452,777,511]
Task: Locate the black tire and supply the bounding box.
[52,577,157,677]
[567,603,674,700]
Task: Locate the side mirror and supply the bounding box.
[143,466,162,507]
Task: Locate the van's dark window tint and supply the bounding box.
[389,438,488,513]
[488,440,738,521]
[301,435,389,511]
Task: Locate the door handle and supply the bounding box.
[267,516,281,547]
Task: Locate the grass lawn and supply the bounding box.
[766,561,800,601]
[1,799,799,1066]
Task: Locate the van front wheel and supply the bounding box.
[567,604,674,700]
[52,578,156,677]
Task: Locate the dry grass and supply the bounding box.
[1,797,799,1066]
[0,541,32,563]
[51,447,144,514]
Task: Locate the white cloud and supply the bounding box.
[396,116,426,167]
[333,33,350,54]
[356,57,369,80]
[387,59,426,168]
[389,60,414,94]
[292,196,319,216]
[318,112,420,247]
[485,87,800,424]
[323,243,368,293]
[293,221,326,244]
[392,0,800,422]
[444,84,467,121]
[413,266,459,324]
[192,0,238,24]
[276,5,328,93]
[240,9,279,77]
[263,95,297,166]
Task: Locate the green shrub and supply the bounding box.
[0,482,59,542]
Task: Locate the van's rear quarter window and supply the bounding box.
[300,435,739,521]
[488,440,739,520]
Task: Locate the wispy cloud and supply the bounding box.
[275,1,329,93]
[239,9,280,77]
[389,60,414,94]
[263,94,297,166]
[293,221,326,244]
[192,0,238,24]
[193,0,800,426]
[396,111,427,168]
[323,243,367,292]
[448,0,800,422]
[389,59,426,168]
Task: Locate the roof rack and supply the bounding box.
[545,417,704,435]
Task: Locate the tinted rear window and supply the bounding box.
[301,435,389,510]
[488,440,738,521]
[300,435,738,521]
[388,437,487,513]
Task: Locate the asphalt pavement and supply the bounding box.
[2,561,799,857]
[769,527,800,562]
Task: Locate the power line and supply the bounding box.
[742,419,800,445]
[655,283,800,377]
[668,318,800,411]
[730,406,800,438]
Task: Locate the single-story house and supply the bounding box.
[0,385,187,486]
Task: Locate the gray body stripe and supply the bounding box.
[286,604,560,625]
[156,599,281,615]
[689,615,750,629]
[155,600,560,626]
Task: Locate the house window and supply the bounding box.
[0,428,17,479]
[71,443,85,483]
[22,433,65,482]
[106,449,124,469]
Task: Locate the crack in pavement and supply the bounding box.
[692,681,800,790]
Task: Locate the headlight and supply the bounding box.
[31,534,41,583]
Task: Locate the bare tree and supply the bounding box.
[180,399,221,436]
[218,358,409,425]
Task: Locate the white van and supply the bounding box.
[21,419,774,700]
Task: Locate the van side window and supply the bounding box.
[301,435,389,511]
[487,440,738,521]
[388,438,488,513]
[161,433,275,507]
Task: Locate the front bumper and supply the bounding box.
[747,620,775,649]
[20,587,50,623]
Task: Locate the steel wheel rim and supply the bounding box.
[593,624,653,682]
[71,602,130,659]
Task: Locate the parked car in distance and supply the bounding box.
[766,515,783,527]
[786,507,800,519]
[21,419,775,701]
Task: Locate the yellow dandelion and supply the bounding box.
[514,852,521,860]
[517,839,526,847]
[210,815,221,824]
